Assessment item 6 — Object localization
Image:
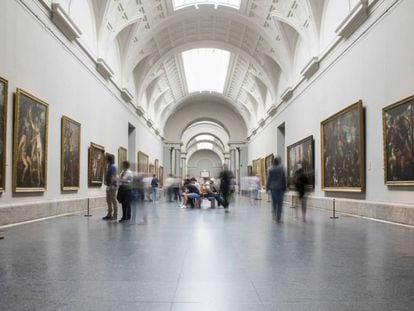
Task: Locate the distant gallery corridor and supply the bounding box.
[1,196,413,311]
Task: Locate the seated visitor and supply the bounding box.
[181,178,200,209]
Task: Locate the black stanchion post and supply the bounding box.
[330,198,339,219]
[84,198,92,217]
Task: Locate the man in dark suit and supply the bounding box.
[266,156,286,223]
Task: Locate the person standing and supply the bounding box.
[118,161,133,223]
[294,166,308,222]
[266,157,286,223]
[151,174,159,206]
[165,174,175,202]
[103,154,118,220]
[131,172,146,224]
[219,165,234,212]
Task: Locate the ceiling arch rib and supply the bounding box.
[160,93,251,135]
[122,7,292,79]
[185,133,227,151]
[139,43,273,128]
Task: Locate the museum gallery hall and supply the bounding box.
[0,0,413,310]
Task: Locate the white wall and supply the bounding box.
[0,0,163,207]
[248,0,414,205]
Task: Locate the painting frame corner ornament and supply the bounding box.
[13,88,49,193]
[61,116,81,191]
[0,77,8,192]
[118,146,127,170]
[88,142,105,187]
[321,100,365,193]
[287,135,315,190]
[382,95,414,186]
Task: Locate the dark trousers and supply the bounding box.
[221,191,230,208]
[167,187,174,202]
[122,201,131,220]
[270,189,284,220]
[173,187,181,201]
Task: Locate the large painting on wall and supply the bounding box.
[252,159,260,177]
[265,154,274,175]
[155,159,159,178]
[260,158,266,189]
[13,89,49,192]
[159,166,164,187]
[287,135,315,190]
[137,151,149,174]
[321,101,365,192]
[61,116,81,191]
[149,163,155,176]
[383,95,414,185]
[88,142,105,187]
[118,147,127,170]
[0,77,8,191]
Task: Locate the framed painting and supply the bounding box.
[137,151,149,174]
[265,154,274,175]
[383,95,414,185]
[159,166,164,187]
[88,142,105,187]
[61,116,81,191]
[155,159,159,178]
[0,77,8,191]
[260,158,266,189]
[321,101,365,192]
[13,88,49,192]
[118,147,127,170]
[287,135,315,190]
[247,165,252,176]
[149,163,155,176]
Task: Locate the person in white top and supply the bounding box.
[118,161,133,223]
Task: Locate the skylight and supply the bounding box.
[182,48,231,94]
[173,0,241,10]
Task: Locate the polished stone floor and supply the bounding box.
[1,195,414,311]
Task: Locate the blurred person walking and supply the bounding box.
[266,157,286,223]
[103,154,118,220]
[151,174,159,206]
[131,172,146,224]
[219,165,234,212]
[165,174,175,202]
[294,166,309,222]
[117,161,133,223]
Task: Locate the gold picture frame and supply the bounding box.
[382,95,414,186]
[137,151,149,174]
[321,101,365,192]
[13,88,49,192]
[118,147,127,170]
[265,154,274,176]
[0,77,8,191]
[287,135,315,190]
[61,116,81,191]
[260,158,266,189]
[159,166,164,187]
[88,142,105,187]
[155,159,159,178]
[149,163,155,176]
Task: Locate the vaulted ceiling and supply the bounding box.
[52,0,372,144]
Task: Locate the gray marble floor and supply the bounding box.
[1,196,414,311]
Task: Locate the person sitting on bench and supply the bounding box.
[202,180,224,208]
[181,178,200,209]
